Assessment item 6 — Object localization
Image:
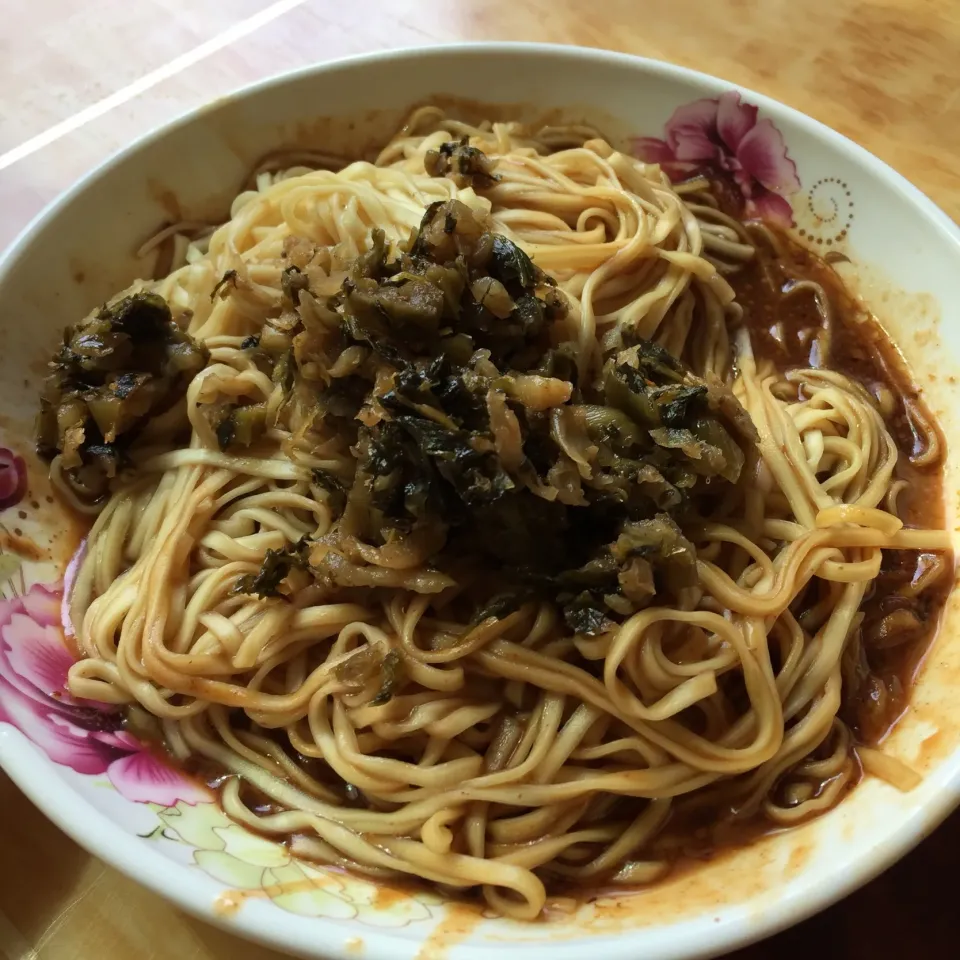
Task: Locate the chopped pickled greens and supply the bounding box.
[267,188,759,627]
[233,538,311,598]
[281,266,309,304]
[36,292,208,501]
[311,469,347,518]
[40,140,760,634]
[563,596,614,636]
[424,137,500,189]
[204,402,268,451]
[370,650,403,706]
[472,589,532,625]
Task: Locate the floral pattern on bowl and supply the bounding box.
[0,448,26,511]
[0,583,207,805]
[145,800,438,924]
[0,579,442,927]
[632,91,801,227]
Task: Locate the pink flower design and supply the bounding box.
[0,448,26,511]
[0,583,207,806]
[632,91,801,228]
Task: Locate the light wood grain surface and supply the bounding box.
[1,1,958,957]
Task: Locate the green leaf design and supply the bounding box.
[158,800,231,850]
[151,797,438,927]
[0,553,21,587]
[216,823,291,868]
[265,863,357,919]
[195,850,266,889]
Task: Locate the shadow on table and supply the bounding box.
[0,773,92,952]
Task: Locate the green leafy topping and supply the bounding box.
[311,469,347,518]
[370,650,402,705]
[424,137,500,189]
[281,266,310,303]
[36,292,208,501]
[269,188,758,627]
[233,539,311,598]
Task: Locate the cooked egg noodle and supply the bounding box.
[64,110,949,919]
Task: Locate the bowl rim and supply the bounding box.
[1,40,959,960]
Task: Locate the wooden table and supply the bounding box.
[1,1,958,957]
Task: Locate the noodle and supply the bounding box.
[856,746,923,792]
[43,110,950,920]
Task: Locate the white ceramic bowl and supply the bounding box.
[1,43,958,960]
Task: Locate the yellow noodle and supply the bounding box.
[60,109,951,920]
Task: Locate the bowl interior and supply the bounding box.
[0,44,958,960]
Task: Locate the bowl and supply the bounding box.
[0,42,958,960]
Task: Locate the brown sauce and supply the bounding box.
[729,222,953,745]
